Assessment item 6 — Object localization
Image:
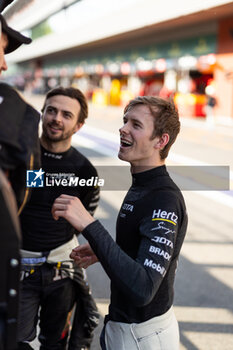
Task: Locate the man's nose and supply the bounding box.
[119,123,129,134]
[53,111,63,122]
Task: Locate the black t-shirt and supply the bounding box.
[82,165,188,323]
[20,145,99,252]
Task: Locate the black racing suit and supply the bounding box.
[18,145,100,350]
[81,166,188,328]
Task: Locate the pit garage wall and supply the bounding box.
[215,16,233,119]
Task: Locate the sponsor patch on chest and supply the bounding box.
[122,203,134,212]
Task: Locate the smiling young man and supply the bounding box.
[18,87,100,350]
[52,96,188,350]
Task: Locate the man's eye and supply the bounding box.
[47,107,56,114]
[134,123,140,128]
[64,113,72,118]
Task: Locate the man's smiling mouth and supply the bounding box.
[120,138,133,147]
[49,124,63,132]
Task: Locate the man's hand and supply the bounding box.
[52,194,95,232]
[70,243,99,269]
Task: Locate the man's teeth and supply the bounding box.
[51,126,61,130]
[121,140,132,146]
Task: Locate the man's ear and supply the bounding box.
[74,122,84,134]
[154,133,169,150]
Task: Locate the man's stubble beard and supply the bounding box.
[42,123,77,143]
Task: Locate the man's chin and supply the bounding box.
[118,151,129,162]
[44,134,63,142]
[50,135,62,140]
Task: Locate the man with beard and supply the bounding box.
[18,87,100,350]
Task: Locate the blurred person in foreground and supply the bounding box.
[0,11,35,208]
[52,96,188,350]
[0,12,31,74]
[0,7,39,350]
[18,87,100,350]
[0,83,40,350]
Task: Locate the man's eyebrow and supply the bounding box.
[62,109,74,116]
[46,105,57,111]
[131,117,143,125]
[46,105,74,116]
[124,114,143,125]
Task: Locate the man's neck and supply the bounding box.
[130,160,165,174]
[40,136,71,154]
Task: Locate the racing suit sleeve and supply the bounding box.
[81,201,183,307]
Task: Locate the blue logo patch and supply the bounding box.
[26,169,45,188]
